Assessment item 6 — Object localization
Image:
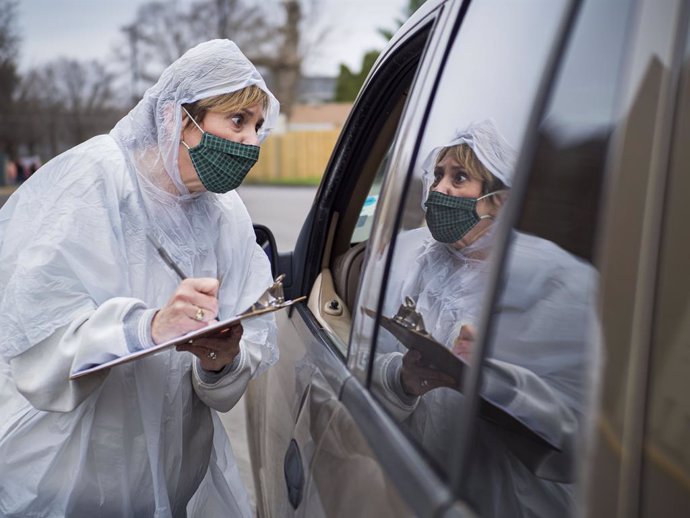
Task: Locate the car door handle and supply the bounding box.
[284,438,304,509]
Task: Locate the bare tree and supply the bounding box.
[0,0,21,159]
[115,0,324,117]
[15,58,119,157]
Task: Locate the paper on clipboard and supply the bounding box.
[69,275,305,380]
[364,299,560,452]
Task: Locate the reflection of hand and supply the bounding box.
[452,324,475,361]
[400,350,457,396]
[176,324,243,372]
[151,278,219,344]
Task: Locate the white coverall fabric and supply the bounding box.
[375,227,601,518]
[0,39,278,517]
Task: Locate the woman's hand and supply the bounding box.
[452,324,475,361]
[151,277,219,344]
[400,350,456,396]
[176,324,243,372]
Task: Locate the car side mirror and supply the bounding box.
[254,223,279,278]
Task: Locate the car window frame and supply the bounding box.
[347,0,582,498]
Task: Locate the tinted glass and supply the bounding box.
[640,22,690,518]
[367,1,570,513]
[464,1,635,517]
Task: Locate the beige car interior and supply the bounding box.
[307,94,407,352]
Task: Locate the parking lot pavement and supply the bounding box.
[221,184,318,509]
[237,185,318,251]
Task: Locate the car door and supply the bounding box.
[584,1,690,516]
[247,0,688,517]
[245,2,459,517]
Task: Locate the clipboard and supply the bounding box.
[70,275,305,380]
[364,306,466,388]
[365,299,560,452]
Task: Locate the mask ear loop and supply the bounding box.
[476,190,508,220]
[180,106,204,150]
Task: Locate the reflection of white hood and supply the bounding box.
[420,119,518,205]
[0,40,277,517]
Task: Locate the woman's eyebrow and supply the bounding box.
[239,107,260,118]
[435,164,464,172]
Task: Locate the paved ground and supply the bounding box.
[237,185,318,251]
[219,185,317,511]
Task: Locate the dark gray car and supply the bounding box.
[247,0,690,516]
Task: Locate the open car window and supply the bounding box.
[305,20,436,356]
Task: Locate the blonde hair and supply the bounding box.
[182,85,268,130]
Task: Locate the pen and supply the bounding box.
[147,233,220,322]
[146,234,187,281]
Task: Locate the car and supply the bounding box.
[246,0,690,516]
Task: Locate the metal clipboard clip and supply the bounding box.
[392,296,429,335]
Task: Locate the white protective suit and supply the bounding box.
[373,121,601,518]
[0,40,279,517]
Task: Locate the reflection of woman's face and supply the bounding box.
[430,154,499,250]
[431,154,483,198]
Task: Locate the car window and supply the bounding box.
[351,149,390,244]
[307,21,436,356]
[367,0,571,496]
[639,23,690,518]
[460,2,640,516]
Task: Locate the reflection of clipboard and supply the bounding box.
[364,306,466,389]
[366,299,560,452]
[69,275,305,380]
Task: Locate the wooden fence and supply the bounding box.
[248,129,341,183]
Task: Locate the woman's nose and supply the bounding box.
[433,175,452,194]
[241,129,260,146]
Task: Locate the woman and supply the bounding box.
[0,40,279,517]
[373,120,600,517]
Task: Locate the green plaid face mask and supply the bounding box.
[182,107,260,193]
[424,190,497,243]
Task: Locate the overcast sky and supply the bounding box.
[16,0,409,77]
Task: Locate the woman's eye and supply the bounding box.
[231,115,243,127]
[453,173,467,184]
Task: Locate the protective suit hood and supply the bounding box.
[420,119,518,205]
[111,39,279,199]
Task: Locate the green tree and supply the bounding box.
[333,50,379,102]
[333,0,427,102]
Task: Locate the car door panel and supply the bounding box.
[246,306,348,518]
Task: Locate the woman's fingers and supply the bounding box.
[176,279,219,320]
[175,326,243,371]
[151,277,220,344]
[401,349,457,396]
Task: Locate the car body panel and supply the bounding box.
[246,0,690,516]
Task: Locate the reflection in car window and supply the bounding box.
[364,0,611,517]
[640,24,690,518]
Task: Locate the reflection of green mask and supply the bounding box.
[182,107,259,193]
[424,190,497,243]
